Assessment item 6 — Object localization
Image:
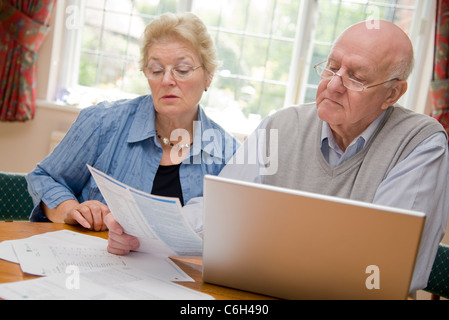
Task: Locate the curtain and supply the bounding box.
[431,0,449,136]
[0,0,55,122]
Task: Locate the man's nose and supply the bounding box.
[326,73,346,93]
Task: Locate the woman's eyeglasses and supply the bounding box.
[144,64,203,81]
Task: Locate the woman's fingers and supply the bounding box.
[66,201,110,231]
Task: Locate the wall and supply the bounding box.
[0,102,78,173]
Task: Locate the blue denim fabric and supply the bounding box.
[27,95,239,222]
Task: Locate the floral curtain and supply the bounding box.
[0,0,55,122]
[431,0,449,136]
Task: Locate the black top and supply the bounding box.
[151,164,184,206]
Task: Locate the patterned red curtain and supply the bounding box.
[0,0,55,122]
[431,0,449,136]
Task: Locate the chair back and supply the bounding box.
[0,172,33,221]
[424,243,449,299]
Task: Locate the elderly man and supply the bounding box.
[106,21,449,295]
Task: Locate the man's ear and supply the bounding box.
[381,80,408,110]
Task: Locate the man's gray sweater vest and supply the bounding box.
[264,104,446,203]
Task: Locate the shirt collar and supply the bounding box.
[127,95,157,143]
[321,110,387,153]
[127,95,225,161]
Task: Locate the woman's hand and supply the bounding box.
[65,200,110,231]
[104,213,140,255]
[43,199,110,231]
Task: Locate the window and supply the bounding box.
[54,0,433,135]
[192,0,302,133]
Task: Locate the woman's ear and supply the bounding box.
[205,71,214,91]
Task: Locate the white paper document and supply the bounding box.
[12,242,126,276]
[0,240,20,263]
[88,165,203,256]
[0,230,193,282]
[0,229,106,264]
[0,267,213,300]
[0,229,208,300]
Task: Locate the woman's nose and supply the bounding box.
[161,69,176,86]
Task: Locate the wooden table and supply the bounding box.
[0,222,274,300]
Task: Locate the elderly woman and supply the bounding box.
[26,12,238,232]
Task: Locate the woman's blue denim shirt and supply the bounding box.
[27,95,239,222]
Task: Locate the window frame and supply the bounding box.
[285,0,435,114]
[42,0,435,130]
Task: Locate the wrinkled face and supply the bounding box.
[315,25,404,135]
[146,39,212,120]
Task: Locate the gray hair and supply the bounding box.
[388,54,415,81]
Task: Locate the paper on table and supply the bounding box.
[88,165,203,256]
[0,230,193,282]
[121,251,193,282]
[0,267,213,300]
[0,240,20,263]
[0,230,106,264]
[12,242,127,276]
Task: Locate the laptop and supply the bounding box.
[202,175,425,300]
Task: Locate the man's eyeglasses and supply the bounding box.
[144,64,203,81]
[313,61,399,92]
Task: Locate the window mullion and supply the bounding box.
[257,0,278,115]
[56,0,86,100]
[284,0,319,107]
[178,0,193,12]
[399,0,436,113]
[234,0,252,101]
